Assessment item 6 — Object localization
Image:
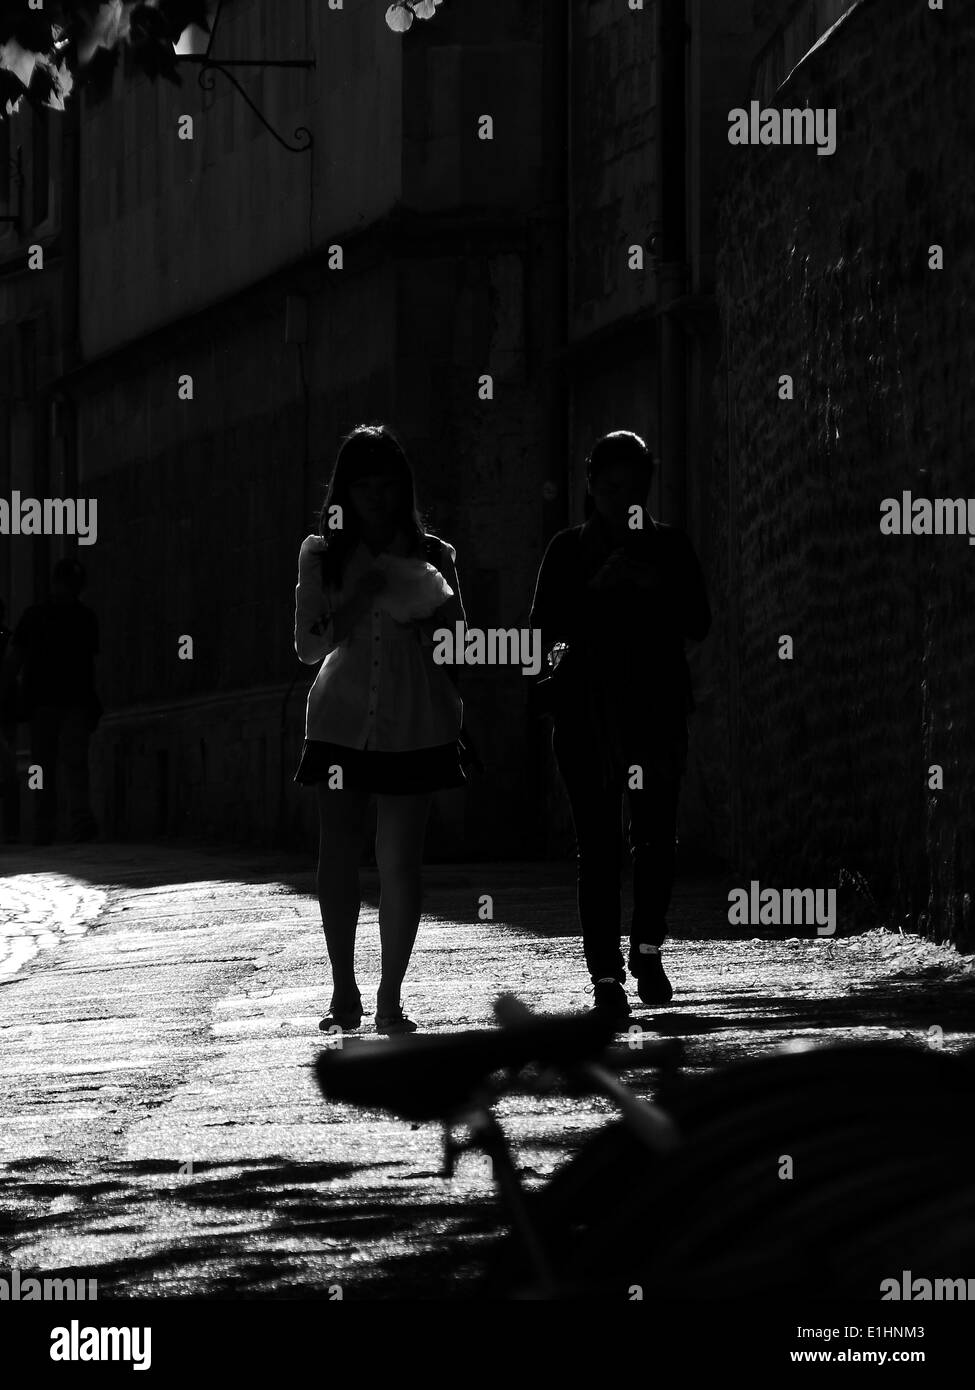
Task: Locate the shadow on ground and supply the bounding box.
[0,1154,507,1299]
[1,840,834,942]
[647,973,975,1034]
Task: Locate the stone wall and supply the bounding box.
[712,0,975,944]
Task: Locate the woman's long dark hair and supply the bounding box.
[316,423,426,586]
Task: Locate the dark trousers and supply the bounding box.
[553,716,685,984]
[29,703,97,842]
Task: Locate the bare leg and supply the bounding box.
[374,792,432,1013]
[315,783,370,1006]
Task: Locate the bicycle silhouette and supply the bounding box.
[316,995,975,1299]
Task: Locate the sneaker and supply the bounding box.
[591,978,631,1027]
[629,947,673,1005]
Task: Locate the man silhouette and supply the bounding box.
[530,431,710,1024]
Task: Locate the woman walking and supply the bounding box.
[294,424,466,1034]
[529,430,711,1026]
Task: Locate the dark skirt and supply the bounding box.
[294,738,466,795]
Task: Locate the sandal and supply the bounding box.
[375,1003,418,1035]
[319,992,363,1032]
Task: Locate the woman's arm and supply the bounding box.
[410,541,466,693]
[294,537,387,661]
[415,539,465,642]
[294,536,338,665]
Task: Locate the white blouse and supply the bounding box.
[294,533,465,751]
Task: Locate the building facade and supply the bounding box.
[1,82,79,629]
[3,0,795,870]
[44,0,567,858]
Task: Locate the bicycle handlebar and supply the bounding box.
[315,999,677,1122]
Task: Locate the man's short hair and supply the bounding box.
[586,431,655,488]
[52,558,86,595]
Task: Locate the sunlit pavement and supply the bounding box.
[1,843,973,1297]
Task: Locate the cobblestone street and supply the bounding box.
[2,844,974,1298]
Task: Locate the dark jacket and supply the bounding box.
[529,512,711,730]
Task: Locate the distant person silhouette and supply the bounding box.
[0,599,20,844]
[7,559,101,845]
[529,431,711,1025]
[293,424,467,1034]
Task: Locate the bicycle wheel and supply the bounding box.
[483,1041,975,1298]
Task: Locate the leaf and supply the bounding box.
[26,62,56,108]
[76,0,129,66]
[0,36,38,87]
[0,64,24,119]
[38,55,74,111]
[385,3,414,33]
[128,3,169,46]
[128,2,183,85]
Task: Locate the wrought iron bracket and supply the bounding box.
[0,147,24,231]
[172,0,313,153]
[177,55,315,153]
